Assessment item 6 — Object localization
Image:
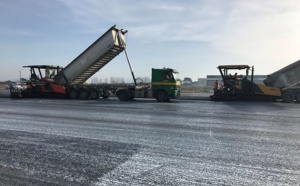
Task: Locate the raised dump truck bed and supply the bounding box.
[264,60,300,88]
[263,59,300,102]
[54,25,127,86]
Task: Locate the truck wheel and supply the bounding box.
[69,89,78,99]
[117,90,129,101]
[128,90,135,100]
[282,91,295,103]
[156,91,168,102]
[89,89,99,100]
[79,89,89,99]
[296,93,300,103]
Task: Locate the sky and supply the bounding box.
[1,0,300,83]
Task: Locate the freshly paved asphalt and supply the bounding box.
[0,96,299,185]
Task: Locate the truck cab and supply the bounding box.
[151,68,181,101]
[117,68,181,102]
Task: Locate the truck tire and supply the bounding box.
[127,89,134,101]
[156,91,168,102]
[69,89,78,99]
[282,91,295,103]
[117,90,129,101]
[79,89,89,99]
[89,89,99,100]
[296,92,300,103]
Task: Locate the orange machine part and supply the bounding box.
[40,79,66,94]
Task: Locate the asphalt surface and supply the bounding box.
[0,97,300,185]
[0,90,212,100]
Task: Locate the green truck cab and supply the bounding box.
[117,68,181,102]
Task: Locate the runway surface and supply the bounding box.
[0,98,299,185]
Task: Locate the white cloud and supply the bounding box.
[0,0,299,81]
[210,0,300,72]
[54,0,300,76]
[55,0,229,40]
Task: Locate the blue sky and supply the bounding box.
[1,0,300,82]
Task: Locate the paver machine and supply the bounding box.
[210,65,282,101]
[211,61,300,102]
[10,65,65,98]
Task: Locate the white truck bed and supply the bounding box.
[54,26,127,86]
[264,59,300,88]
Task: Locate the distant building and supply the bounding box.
[206,75,222,86]
[196,78,207,86]
[206,75,267,86]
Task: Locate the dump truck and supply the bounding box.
[263,59,300,102]
[116,68,181,102]
[210,60,300,102]
[10,25,127,99]
[10,25,181,102]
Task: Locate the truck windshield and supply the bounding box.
[172,73,177,80]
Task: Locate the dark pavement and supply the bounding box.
[0,98,299,185]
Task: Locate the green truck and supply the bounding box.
[10,25,181,102]
[116,68,181,102]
